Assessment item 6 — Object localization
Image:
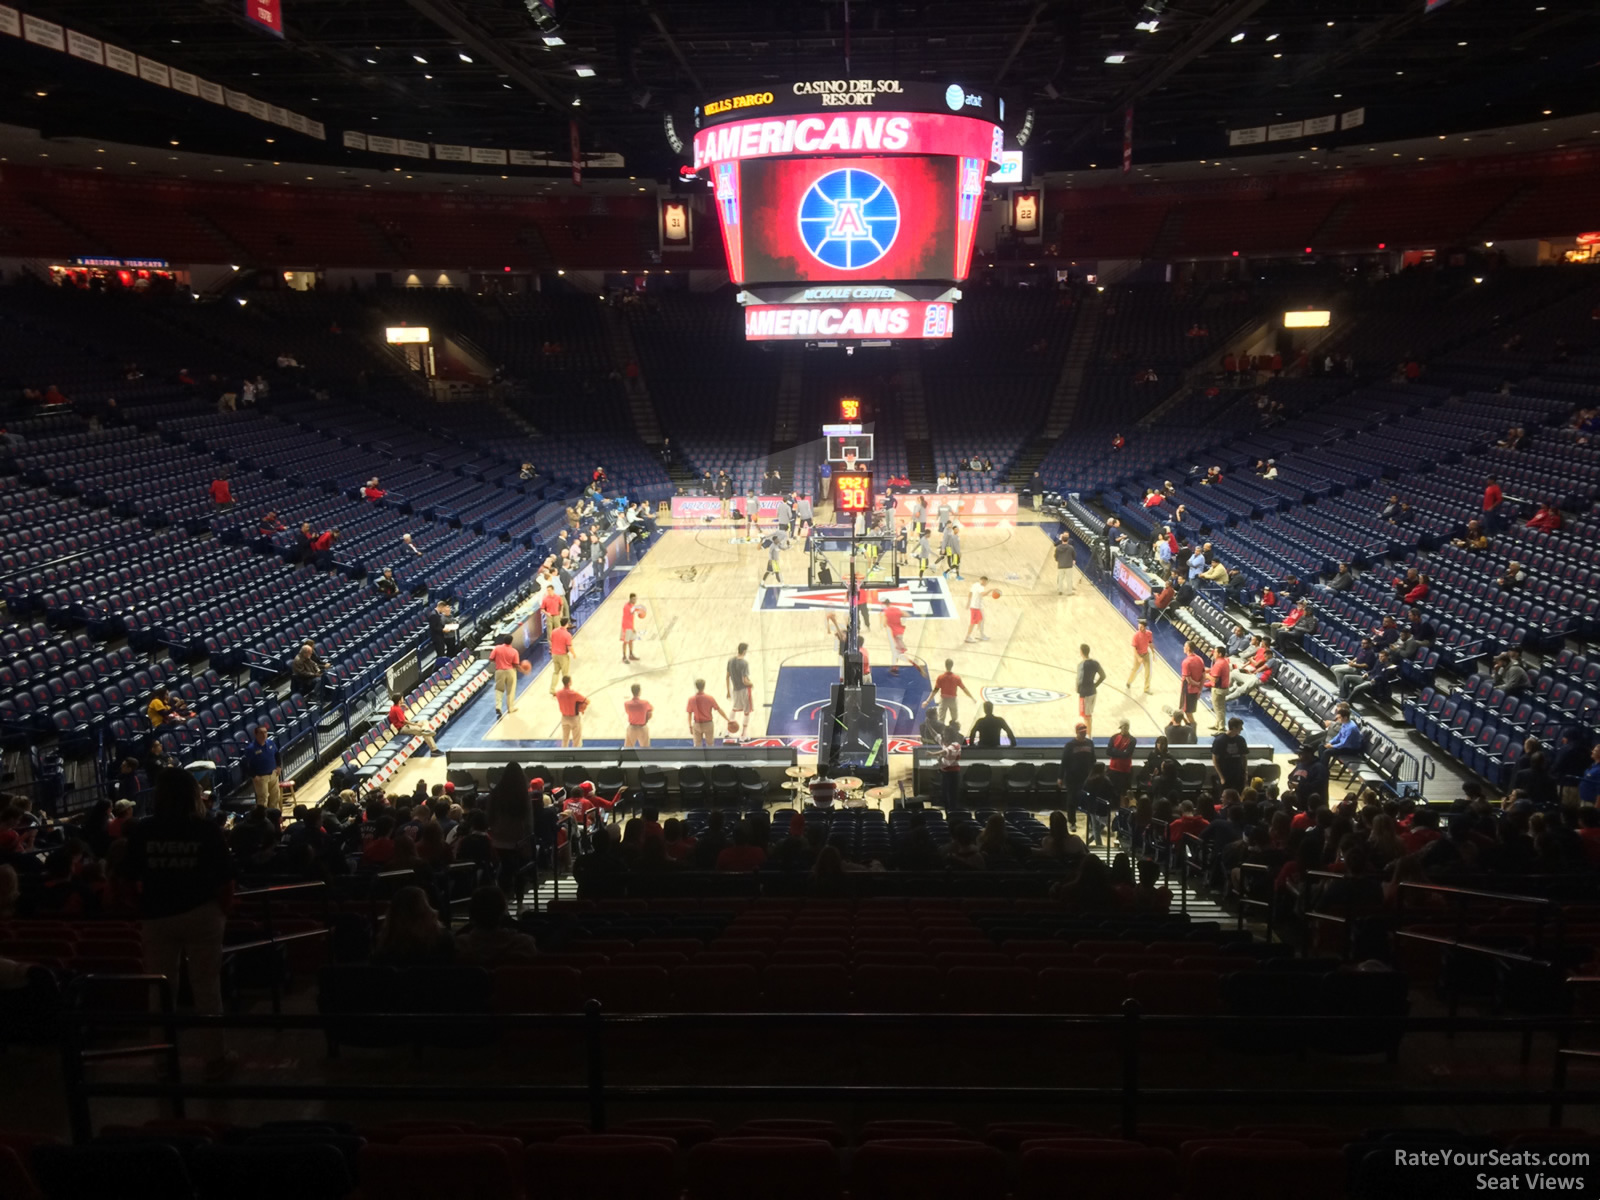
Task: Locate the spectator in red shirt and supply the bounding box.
[1168,800,1209,843]
[387,696,440,755]
[1482,475,1504,530]
[1106,719,1136,797]
[1526,501,1562,533]
[715,822,767,872]
[1402,573,1430,604]
[43,384,69,406]
[312,529,337,552]
[362,477,386,502]
[209,476,234,506]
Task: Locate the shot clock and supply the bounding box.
[833,472,874,515]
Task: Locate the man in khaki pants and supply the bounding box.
[549,617,575,695]
[686,679,727,748]
[623,683,653,748]
[554,675,588,747]
[241,724,283,810]
[488,636,522,716]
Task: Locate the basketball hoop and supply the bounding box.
[842,446,859,470]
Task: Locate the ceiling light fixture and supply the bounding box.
[413,54,427,64]
[1230,31,1245,42]
[459,52,473,63]
[1265,32,1279,41]
[574,65,596,77]
[1135,20,1159,32]
[1104,53,1126,63]
[542,35,565,46]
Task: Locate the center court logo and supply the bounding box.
[798,167,899,271]
[981,686,1067,706]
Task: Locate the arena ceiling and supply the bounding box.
[3,0,1598,180]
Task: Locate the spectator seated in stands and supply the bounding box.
[1491,652,1530,695]
[1526,501,1563,532]
[1306,702,1362,766]
[257,509,286,535]
[311,528,340,568]
[362,477,386,501]
[1269,600,1315,648]
[1168,800,1209,843]
[290,643,327,696]
[387,694,441,755]
[1452,520,1490,551]
[1496,560,1526,591]
[715,822,767,872]
[145,684,192,730]
[454,886,539,965]
[374,567,399,597]
[371,885,454,965]
[1326,562,1356,591]
[208,475,234,506]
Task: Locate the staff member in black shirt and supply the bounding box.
[124,769,236,1077]
[1211,717,1250,797]
[1060,724,1096,830]
[968,702,1017,749]
[428,601,457,659]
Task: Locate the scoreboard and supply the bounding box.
[833,472,875,515]
[691,78,1003,343]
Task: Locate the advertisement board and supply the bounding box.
[1113,557,1154,604]
[698,80,1000,127]
[889,493,1018,527]
[670,495,790,521]
[693,110,1001,171]
[245,0,283,37]
[734,155,960,285]
[744,301,954,341]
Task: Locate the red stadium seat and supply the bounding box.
[356,1142,521,1200]
[850,1138,1006,1200]
[685,1136,843,1200]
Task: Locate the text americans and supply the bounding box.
[696,116,913,167]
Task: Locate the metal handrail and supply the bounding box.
[56,1000,1600,1142]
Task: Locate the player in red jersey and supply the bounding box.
[620,592,641,664]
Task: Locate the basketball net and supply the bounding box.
[842,447,859,470]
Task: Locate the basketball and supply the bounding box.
[517,661,532,675]
[727,720,740,733]
[633,605,647,620]
[991,589,1002,599]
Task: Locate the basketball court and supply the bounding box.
[488,519,1192,748]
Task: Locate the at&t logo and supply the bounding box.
[798,167,899,271]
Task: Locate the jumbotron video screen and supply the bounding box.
[690,79,1006,341]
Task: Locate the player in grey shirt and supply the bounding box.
[941,523,962,580]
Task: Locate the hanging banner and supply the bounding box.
[66,30,103,65]
[1228,126,1266,147]
[246,0,284,38]
[570,120,583,186]
[22,13,64,50]
[1267,121,1304,142]
[1122,105,1134,175]
[1341,107,1366,130]
[1011,188,1042,241]
[1304,114,1336,136]
[660,198,693,250]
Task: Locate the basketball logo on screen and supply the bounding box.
[798,168,899,271]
